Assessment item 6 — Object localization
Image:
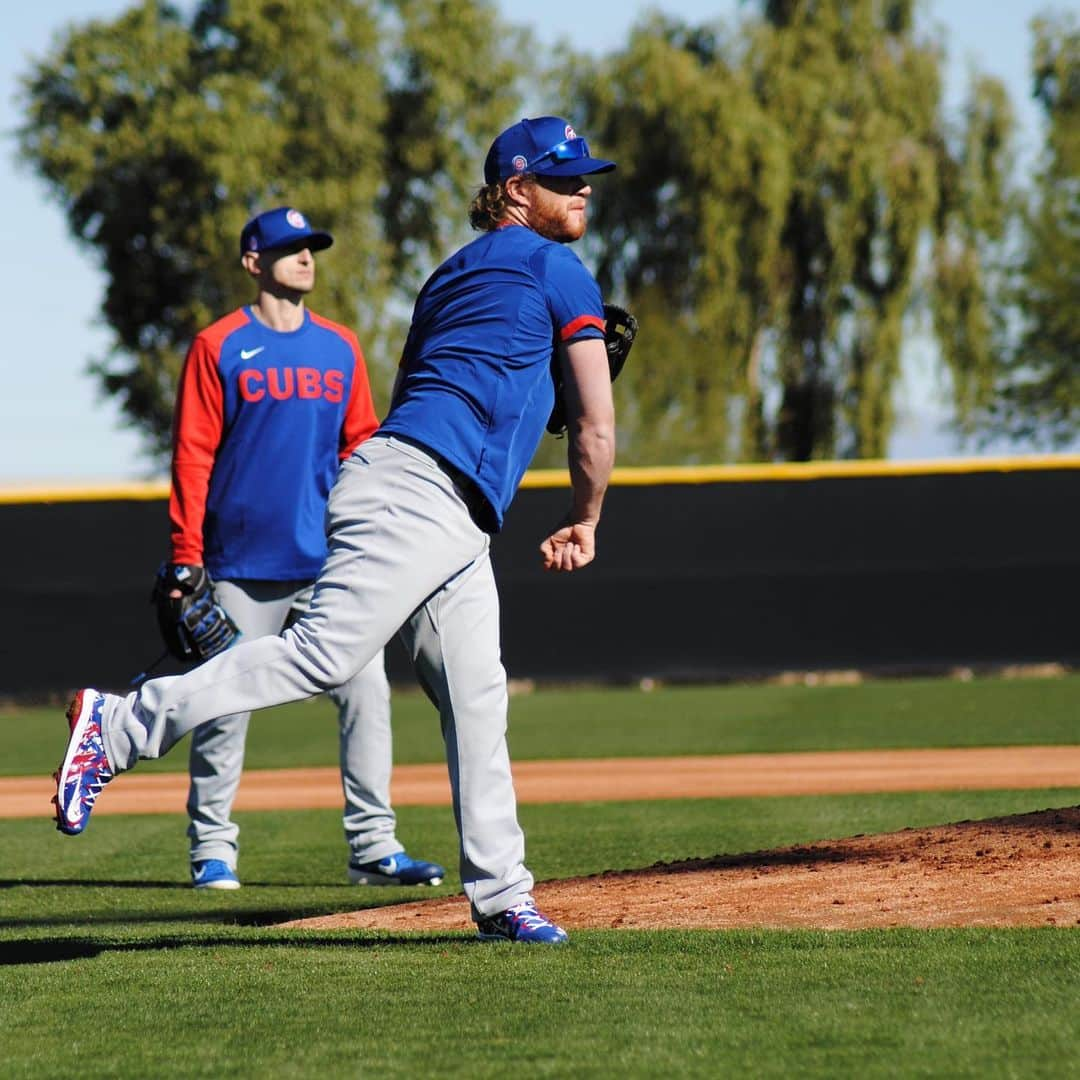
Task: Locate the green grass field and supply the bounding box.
[3,674,1080,1077]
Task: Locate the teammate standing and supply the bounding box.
[161,206,443,891]
[54,116,617,944]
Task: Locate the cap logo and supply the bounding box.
[286,209,307,229]
[512,154,528,173]
[565,124,576,140]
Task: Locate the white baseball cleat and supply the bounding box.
[53,688,114,835]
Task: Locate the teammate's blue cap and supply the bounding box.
[239,207,333,256]
[483,116,616,185]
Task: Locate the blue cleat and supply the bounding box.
[476,902,569,944]
[53,689,114,836]
[191,859,241,890]
[348,851,445,886]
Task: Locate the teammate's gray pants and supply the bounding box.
[188,579,397,869]
[101,435,533,918]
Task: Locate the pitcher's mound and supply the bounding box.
[280,806,1080,933]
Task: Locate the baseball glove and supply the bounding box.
[152,562,240,663]
[547,303,638,436]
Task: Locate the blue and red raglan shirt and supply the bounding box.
[170,307,378,581]
[379,223,605,529]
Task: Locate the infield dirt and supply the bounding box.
[9,747,1080,931]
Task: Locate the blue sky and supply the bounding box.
[0,1,1066,484]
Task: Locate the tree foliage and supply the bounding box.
[20,0,1067,469]
[18,0,526,459]
[972,14,1079,446]
[554,0,1014,464]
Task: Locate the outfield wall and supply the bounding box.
[2,456,1077,698]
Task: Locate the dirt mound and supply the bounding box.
[280,806,1080,932]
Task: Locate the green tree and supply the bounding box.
[977,14,1078,446]
[931,71,1016,439]
[537,16,789,467]
[553,1,1013,464]
[17,0,526,460]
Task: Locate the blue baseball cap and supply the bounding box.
[483,116,616,185]
[239,206,333,256]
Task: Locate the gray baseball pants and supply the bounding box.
[189,579,397,869]
[100,435,534,918]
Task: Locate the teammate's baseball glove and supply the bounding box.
[547,303,638,436]
[152,562,240,663]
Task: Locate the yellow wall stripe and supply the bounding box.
[522,454,1080,488]
[2,454,1078,504]
[0,481,171,505]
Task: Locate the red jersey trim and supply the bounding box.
[308,311,379,459]
[169,308,251,563]
[559,314,605,341]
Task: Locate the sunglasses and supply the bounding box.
[524,136,592,171]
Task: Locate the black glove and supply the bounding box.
[152,562,240,663]
[547,303,638,436]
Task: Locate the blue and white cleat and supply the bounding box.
[53,688,114,836]
[476,902,569,945]
[191,859,241,890]
[347,851,445,886]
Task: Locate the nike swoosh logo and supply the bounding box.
[240,347,265,360]
[61,786,82,824]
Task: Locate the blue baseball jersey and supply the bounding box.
[379,224,605,529]
[170,306,379,580]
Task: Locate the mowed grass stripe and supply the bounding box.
[6,930,1080,1079]
[4,673,1080,777]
